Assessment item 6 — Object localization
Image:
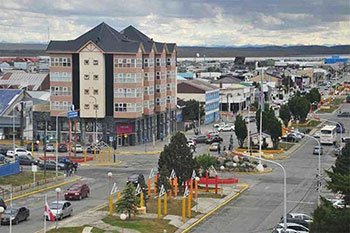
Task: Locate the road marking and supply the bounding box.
[287,200,315,205]
[4,177,81,203]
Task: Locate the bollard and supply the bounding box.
[194,179,198,199]
[154,176,158,196]
[158,197,161,219]
[164,193,168,215]
[147,179,151,197]
[190,179,193,199]
[174,177,178,198]
[140,192,144,208]
[187,195,192,218]
[117,191,121,201]
[109,195,113,216]
[215,175,218,194]
[205,171,209,192]
[182,197,186,223]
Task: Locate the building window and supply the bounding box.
[93,104,99,110]
[167,58,171,66]
[84,89,89,95]
[93,74,98,80]
[84,59,89,65]
[115,103,127,112]
[84,104,90,110]
[93,89,99,95]
[84,74,89,80]
[93,60,98,65]
[156,98,160,105]
[156,72,161,80]
[144,59,148,67]
[156,58,161,66]
[144,73,148,81]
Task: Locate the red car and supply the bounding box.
[64,183,90,200]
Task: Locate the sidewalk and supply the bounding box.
[44,182,249,233]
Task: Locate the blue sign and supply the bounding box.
[67,111,78,119]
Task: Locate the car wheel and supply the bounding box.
[59,214,63,220]
[86,192,89,198]
[14,219,18,225]
[79,195,82,200]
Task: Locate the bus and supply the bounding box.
[320,125,337,145]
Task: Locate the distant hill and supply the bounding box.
[0,42,349,58]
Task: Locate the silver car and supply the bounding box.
[45,201,73,220]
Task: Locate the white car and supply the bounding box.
[187,140,196,148]
[45,201,73,220]
[213,122,226,128]
[292,129,305,138]
[272,228,298,233]
[6,148,32,158]
[71,144,83,153]
[330,199,349,209]
[313,131,321,138]
[275,222,309,233]
[287,213,313,223]
[218,124,235,132]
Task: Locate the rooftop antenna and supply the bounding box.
[47,26,50,43]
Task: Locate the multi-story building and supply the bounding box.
[46,22,177,146]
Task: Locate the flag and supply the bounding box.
[149,168,157,179]
[170,169,176,179]
[159,185,166,197]
[135,184,142,195]
[191,170,196,180]
[209,165,217,175]
[45,202,55,222]
[183,185,189,197]
[110,183,119,195]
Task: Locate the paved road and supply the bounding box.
[190,106,349,233]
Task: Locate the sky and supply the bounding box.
[0,0,349,46]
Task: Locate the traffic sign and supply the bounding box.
[67,111,78,119]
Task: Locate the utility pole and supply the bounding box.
[20,102,25,146]
[44,121,47,180]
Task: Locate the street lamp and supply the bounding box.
[89,96,98,143]
[0,206,4,226]
[55,187,61,229]
[195,176,200,212]
[248,155,287,232]
[303,134,322,206]
[120,213,127,233]
[220,165,225,197]
[108,172,113,197]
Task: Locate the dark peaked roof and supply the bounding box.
[47,22,142,53]
[120,25,154,53]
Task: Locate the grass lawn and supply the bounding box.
[291,120,321,128]
[318,106,337,113]
[0,171,57,186]
[103,216,177,233]
[146,196,199,217]
[47,226,105,233]
[279,142,295,151]
[331,98,344,106]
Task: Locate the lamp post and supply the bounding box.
[55,112,67,177]
[107,172,113,198]
[90,95,98,143]
[0,206,4,226]
[120,213,127,233]
[55,187,61,229]
[248,155,287,232]
[195,176,200,212]
[220,165,225,197]
[303,134,322,206]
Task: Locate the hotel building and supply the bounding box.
[46,22,177,146]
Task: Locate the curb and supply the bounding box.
[81,161,122,167]
[234,168,273,174]
[4,176,81,203]
[181,183,249,233]
[116,151,161,155]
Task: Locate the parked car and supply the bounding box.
[58,157,78,170]
[213,122,226,128]
[45,201,73,220]
[274,222,309,233]
[313,146,323,155]
[64,183,90,200]
[336,122,345,133]
[337,111,350,117]
[0,198,6,210]
[206,135,223,144]
[272,228,298,233]
[58,143,68,152]
[18,155,39,165]
[44,144,55,152]
[286,133,301,142]
[280,217,310,228]
[26,142,39,151]
[6,148,32,158]
[218,124,235,132]
[0,207,30,225]
[313,131,321,138]
[71,144,83,153]
[244,115,256,123]
[0,146,11,156]
[287,213,313,223]
[207,131,220,138]
[194,135,208,144]
[127,174,146,187]
[0,154,10,164]
[342,136,350,143]
[38,160,65,170]
[209,142,220,151]
[292,129,305,138]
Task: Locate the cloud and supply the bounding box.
[0,0,349,46]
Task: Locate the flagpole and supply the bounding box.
[259,67,263,164]
[44,194,47,233]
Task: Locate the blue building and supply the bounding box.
[324,55,348,64]
[177,79,220,125]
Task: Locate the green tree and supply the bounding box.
[116,183,139,219]
[158,132,197,194]
[268,118,282,149]
[310,199,350,233]
[281,75,294,92]
[182,99,205,121]
[306,88,321,104]
[234,115,248,148]
[326,142,350,205]
[196,154,217,176]
[279,104,291,127]
[288,96,310,122]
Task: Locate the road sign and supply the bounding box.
[32,164,37,173]
[67,111,78,119]
[109,136,114,142]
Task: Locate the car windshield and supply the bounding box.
[4,208,18,214]
[50,203,63,209]
[68,186,81,191]
[321,130,332,134]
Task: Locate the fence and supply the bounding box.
[0,160,20,177]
